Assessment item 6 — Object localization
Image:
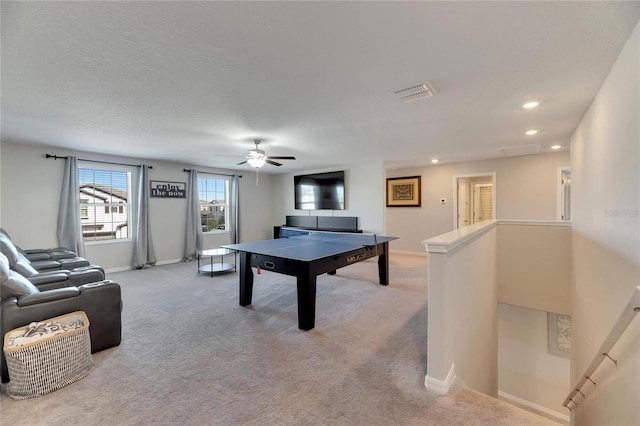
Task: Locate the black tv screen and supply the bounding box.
[294,171,345,210]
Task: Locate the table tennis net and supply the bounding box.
[279,227,379,246]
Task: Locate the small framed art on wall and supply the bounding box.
[386,176,421,207]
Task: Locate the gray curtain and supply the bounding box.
[183,169,203,261]
[132,165,157,268]
[229,174,240,244]
[57,156,86,257]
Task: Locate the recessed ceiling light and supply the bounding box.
[523,101,540,109]
[526,129,539,136]
[431,159,439,164]
[551,145,562,150]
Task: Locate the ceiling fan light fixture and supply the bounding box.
[247,158,266,168]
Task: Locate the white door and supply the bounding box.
[454,173,496,229]
[457,179,470,228]
[561,170,571,221]
[557,167,571,221]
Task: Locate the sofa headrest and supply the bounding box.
[0,234,40,277]
[0,253,39,299]
[0,232,20,265]
[12,252,39,277]
[0,252,9,273]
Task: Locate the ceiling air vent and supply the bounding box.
[394,82,435,103]
[497,144,540,157]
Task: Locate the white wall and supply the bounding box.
[386,151,570,253]
[497,222,572,315]
[0,141,275,271]
[424,221,499,396]
[498,303,570,422]
[570,22,639,425]
[270,161,385,235]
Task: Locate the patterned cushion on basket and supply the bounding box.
[7,319,84,348]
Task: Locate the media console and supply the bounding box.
[274,216,360,238]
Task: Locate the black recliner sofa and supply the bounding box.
[1,253,122,383]
[0,232,105,292]
[0,229,92,272]
[0,228,78,261]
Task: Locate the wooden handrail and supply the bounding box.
[563,286,640,409]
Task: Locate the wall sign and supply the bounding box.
[150,181,186,198]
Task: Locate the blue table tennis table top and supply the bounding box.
[222,228,397,262]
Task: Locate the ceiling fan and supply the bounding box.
[237,140,296,168]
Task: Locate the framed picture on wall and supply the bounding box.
[386,176,421,207]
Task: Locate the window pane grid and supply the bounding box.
[78,168,130,241]
[198,177,229,232]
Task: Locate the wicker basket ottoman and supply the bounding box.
[3,311,94,399]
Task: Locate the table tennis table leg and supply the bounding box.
[378,242,390,285]
[296,270,317,331]
[239,252,253,306]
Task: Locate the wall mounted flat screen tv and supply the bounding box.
[294,171,345,210]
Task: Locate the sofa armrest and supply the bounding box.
[23,248,45,254]
[79,280,122,352]
[68,269,105,286]
[29,259,61,272]
[58,258,91,269]
[46,247,71,253]
[17,287,80,307]
[48,251,77,260]
[73,265,105,276]
[24,252,51,261]
[27,272,70,285]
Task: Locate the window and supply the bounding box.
[198,176,229,232]
[78,167,131,242]
[80,199,89,219]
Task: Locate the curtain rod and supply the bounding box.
[46,154,153,169]
[183,168,242,178]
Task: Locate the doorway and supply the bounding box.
[557,167,571,221]
[453,173,496,229]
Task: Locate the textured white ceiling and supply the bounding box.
[2,1,639,173]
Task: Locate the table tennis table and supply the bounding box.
[222,228,397,330]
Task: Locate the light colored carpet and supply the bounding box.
[0,253,559,425]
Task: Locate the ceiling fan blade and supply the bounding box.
[268,156,296,160]
[237,160,248,165]
[266,159,282,166]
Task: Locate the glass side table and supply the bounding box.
[197,248,236,277]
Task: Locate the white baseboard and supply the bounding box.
[105,258,183,274]
[391,249,428,257]
[498,391,569,423]
[105,266,133,273]
[156,258,183,266]
[425,364,456,394]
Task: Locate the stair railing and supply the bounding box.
[563,285,640,410]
